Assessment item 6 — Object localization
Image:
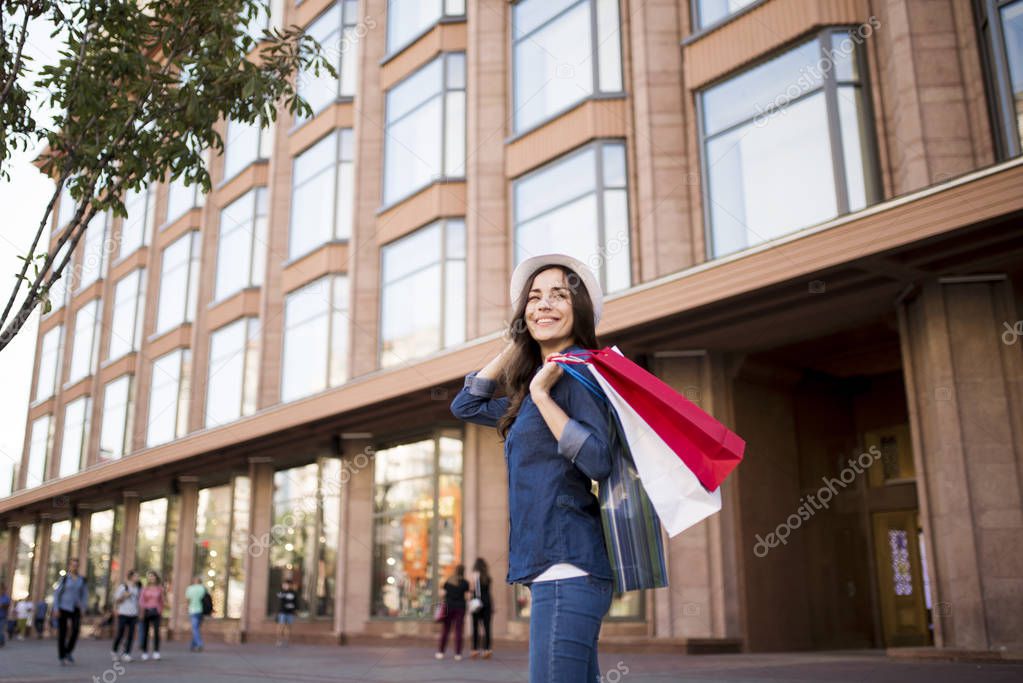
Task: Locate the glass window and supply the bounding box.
[289,130,354,259]
[165,175,205,226]
[223,119,273,181]
[12,524,36,598]
[56,184,77,231]
[120,183,155,259]
[108,268,146,361]
[77,211,110,290]
[268,460,340,618]
[692,0,758,30]
[512,0,622,134]
[156,231,200,335]
[386,0,464,54]
[59,395,91,478]
[513,140,631,293]
[68,299,101,384]
[281,275,349,402]
[86,507,123,615]
[380,219,465,367]
[146,348,191,447]
[45,241,72,315]
[372,433,462,618]
[383,53,465,205]
[45,519,73,592]
[206,318,261,427]
[216,188,268,301]
[195,477,250,619]
[699,29,879,257]
[984,0,1023,156]
[35,325,64,401]
[25,414,53,488]
[296,1,360,123]
[99,374,134,461]
[136,496,180,593]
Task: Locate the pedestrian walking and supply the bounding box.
[435,564,470,660]
[275,578,299,647]
[14,596,32,639]
[138,571,165,660]
[53,557,89,665]
[450,254,615,682]
[469,558,493,660]
[0,583,10,647]
[184,576,207,652]
[33,599,47,638]
[111,570,140,662]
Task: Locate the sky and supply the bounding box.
[0,13,63,492]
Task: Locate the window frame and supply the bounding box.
[25,413,54,488]
[215,187,268,302]
[34,324,64,403]
[59,394,92,478]
[509,0,626,137]
[381,52,466,208]
[98,373,135,462]
[369,428,464,620]
[294,0,360,126]
[384,0,466,58]
[510,139,632,294]
[205,317,261,428]
[687,0,765,36]
[118,182,155,261]
[378,218,466,368]
[107,268,146,362]
[975,0,1023,160]
[146,347,192,447]
[155,231,201,336]
[288,129,355,261]
[695,27,882,259]
[279,275,350,403]
[67,298,102,386]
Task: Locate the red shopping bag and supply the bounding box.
[560,347,745,491]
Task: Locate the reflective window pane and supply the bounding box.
[512,142,631,294]
[296,3,359,123]
[216,188,267,301]
[68,299,101,384]
[693,0,758,29]
[156,231,200,334]
[207,317,260,427]
[512,0,622,134]
[282,275,348,401]
[26,414,53,487]
[99,374,133,461]
[36,325,63,401]
[383,54,465,205]
[121,183,154,258]
[108,269,145,361]
[290,130,354,259]
[147,349,190,447]
[59,395,91,477]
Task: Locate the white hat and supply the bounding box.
[509,253,603,326]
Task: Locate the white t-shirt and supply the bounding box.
[531,563,588,582]
[15,600,34,619]
[113,583,140,617]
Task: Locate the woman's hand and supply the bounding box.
[529,356,563,399]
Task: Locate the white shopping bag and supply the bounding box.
[586,363,722,537]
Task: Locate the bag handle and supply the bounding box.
[550,355,607,403]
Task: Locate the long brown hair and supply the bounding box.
[496,264,599,440]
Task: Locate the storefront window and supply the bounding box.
[195,476,250,619]
[372,431,462,618]
[136,497,178,589]
[45,520,74,592]
[12,525,36,599]
[268,460,340,618]
[86,507,122,614]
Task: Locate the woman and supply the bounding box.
[450,254,614,682]
[138,571,165,661]
[436,564,470,660]
[469,557,493,660]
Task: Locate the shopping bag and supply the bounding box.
[566,347,745,491]
[558,362,668,593]
[588,366,722,536]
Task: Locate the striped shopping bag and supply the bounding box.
[559,361,668,593]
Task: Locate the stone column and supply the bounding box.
[244,459,273,636]
[897,275,1023,651]
[169,477,198,637]
[648,351,742,642]
[118,492,140,584]
[466,423,509,638]
[31,520,52,602]
[75,512,91,569]
[340,438,374,635]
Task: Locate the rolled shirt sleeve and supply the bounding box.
[450,371,509,428]
[556,387,613,481]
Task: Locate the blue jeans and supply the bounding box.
[189,613,203,650]
[528,574,613,683]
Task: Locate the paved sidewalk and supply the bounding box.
[1,637,1021,682]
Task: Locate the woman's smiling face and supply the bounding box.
[524,267,575,344]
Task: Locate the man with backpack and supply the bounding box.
[110,570,140,662]
[52,557,88,665]
[184,576,211,652]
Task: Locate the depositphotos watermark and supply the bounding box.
[753,445,881,558]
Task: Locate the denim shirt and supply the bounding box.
[52,573,88,613]
[450,344,614,584]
